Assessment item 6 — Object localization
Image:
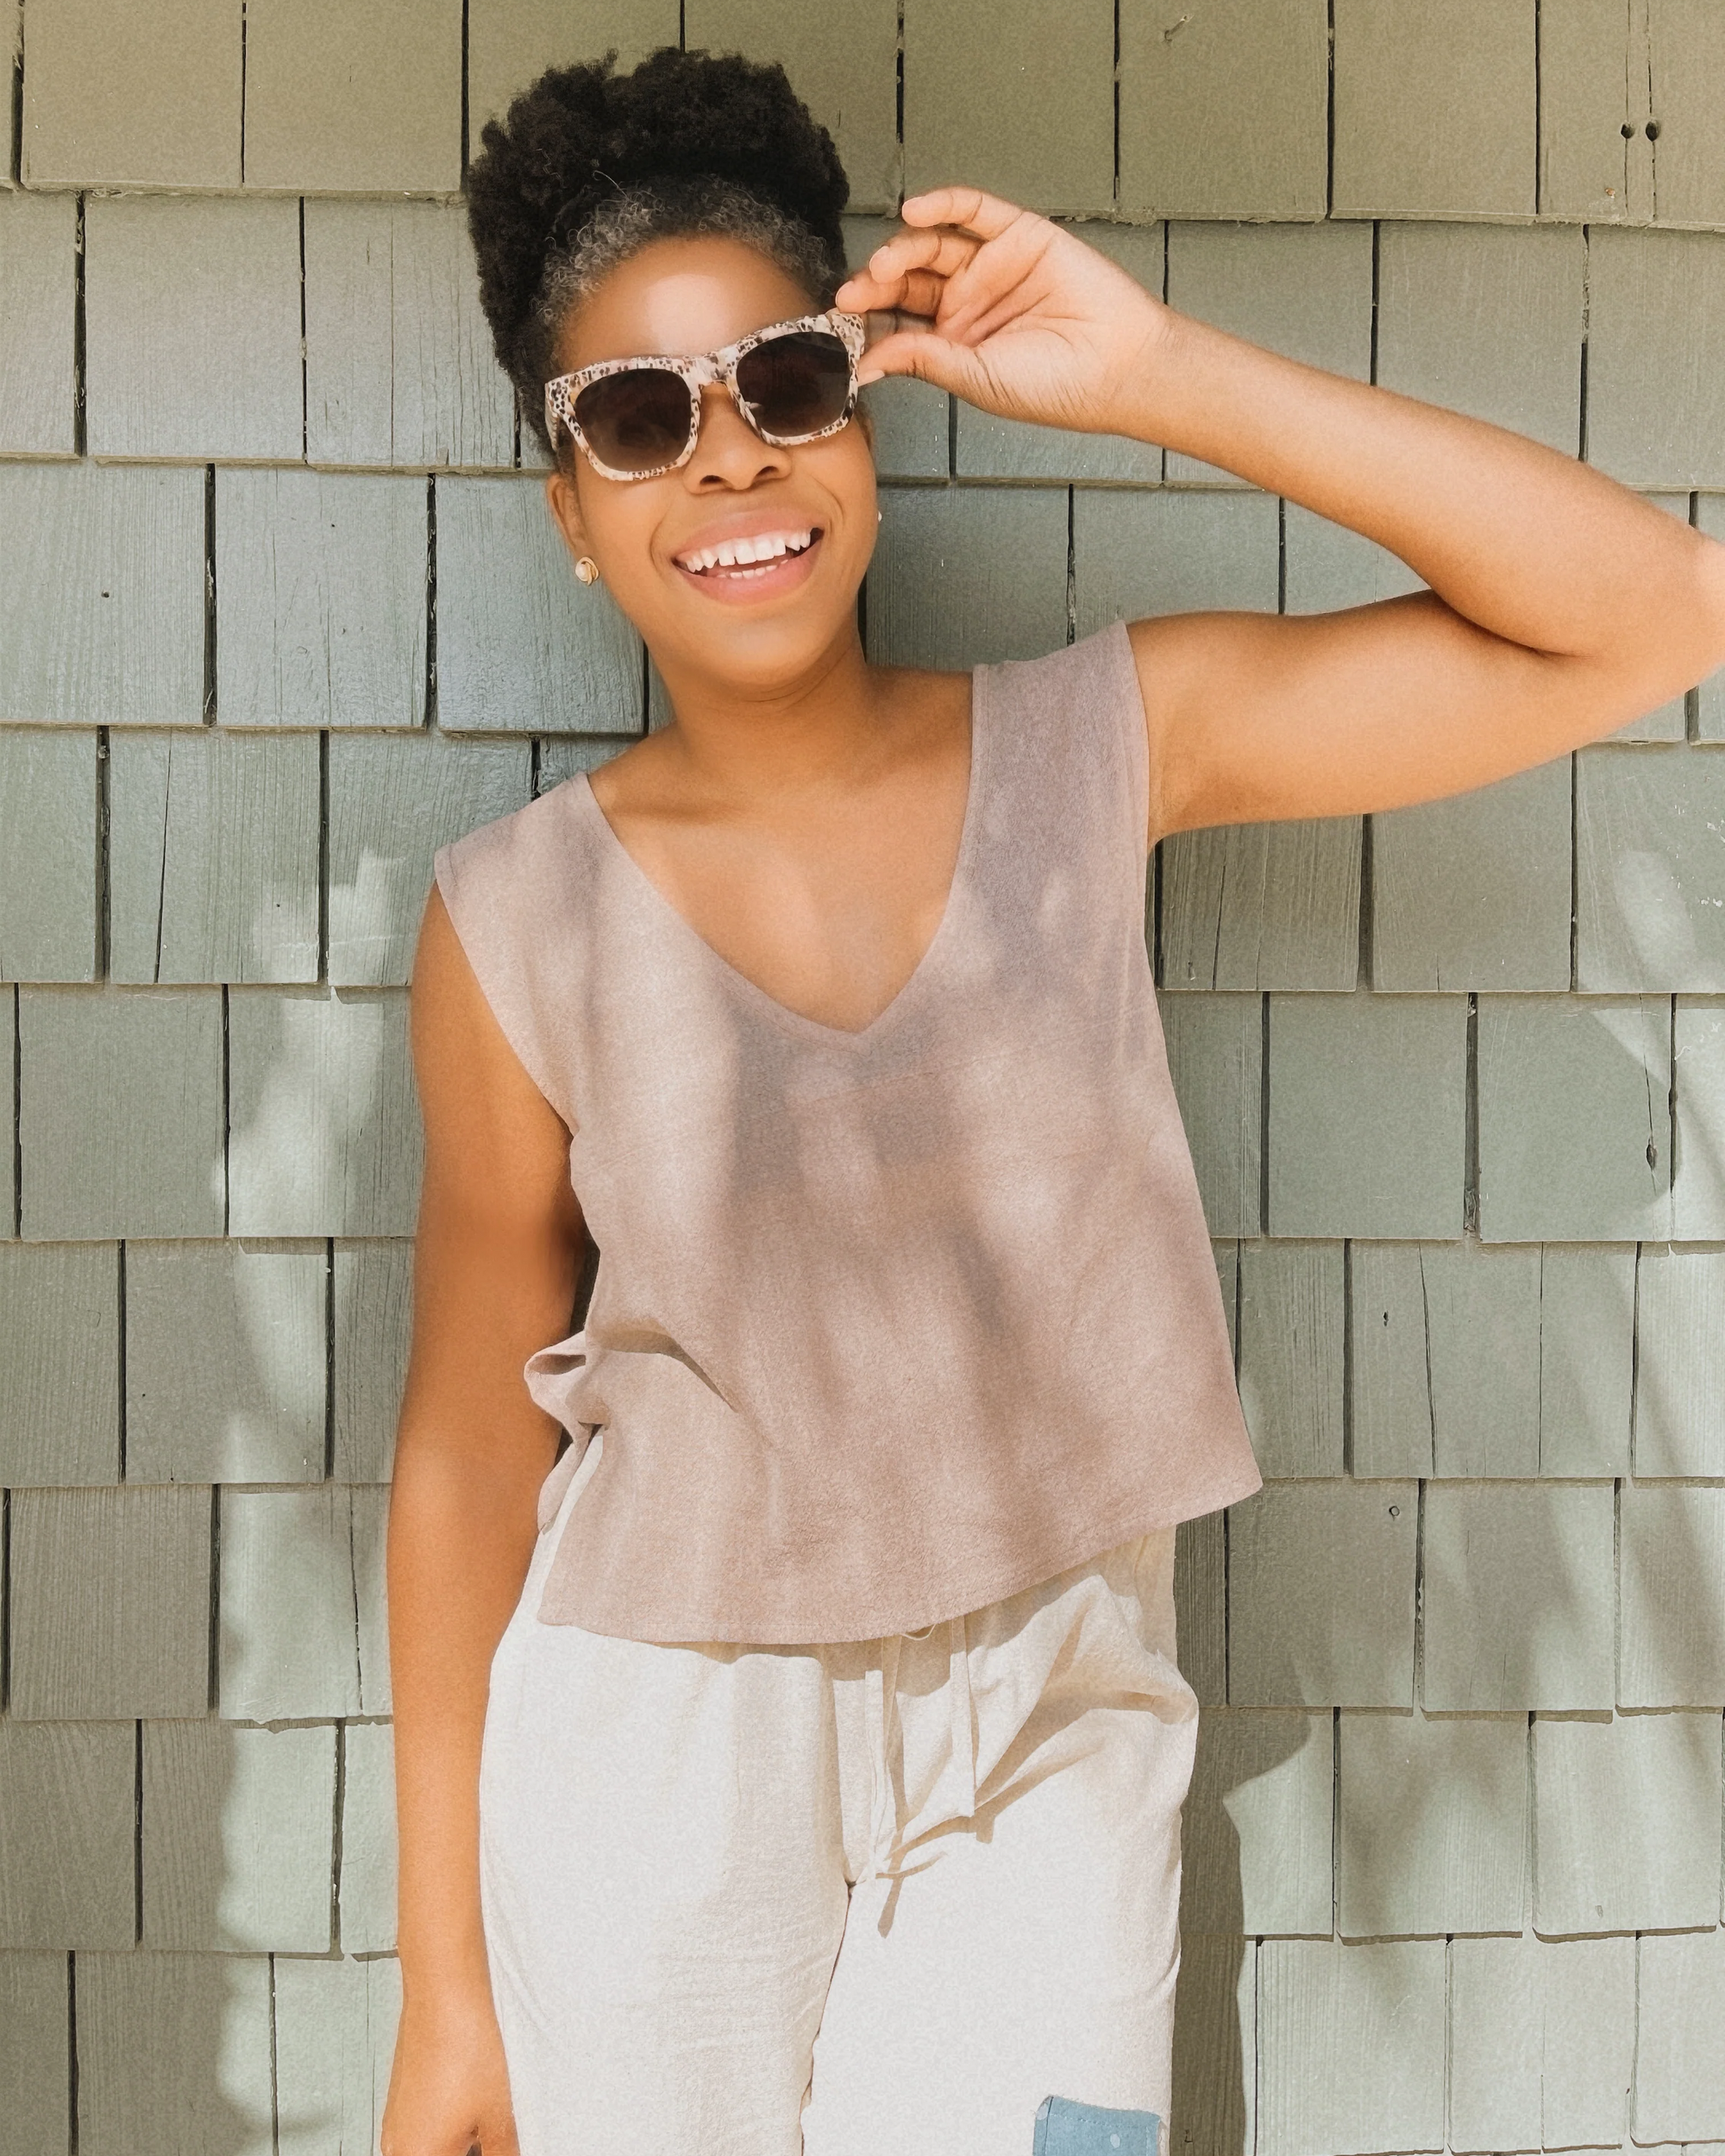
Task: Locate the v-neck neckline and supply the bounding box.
[572,669,984,1050]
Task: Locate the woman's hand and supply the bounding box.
[380,1987,520,2156]
[835,187,1170,437]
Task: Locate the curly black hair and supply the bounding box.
[466,47,851,454]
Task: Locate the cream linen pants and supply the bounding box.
[479,1438,1199,2156]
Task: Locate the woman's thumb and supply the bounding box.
[858,329,988,401]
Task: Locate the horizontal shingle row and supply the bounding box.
[10,0,1725,234]
[1,1946,399,2156]
[6,199,1725,485]
[1178,1703,1725,1939]
[1174,1927,1725,2156]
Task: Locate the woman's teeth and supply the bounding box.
[678,529,816,575]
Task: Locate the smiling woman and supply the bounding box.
[380,40,1725,2156]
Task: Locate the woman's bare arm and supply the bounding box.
[841,188,1725,843]
[382,883,585,2156]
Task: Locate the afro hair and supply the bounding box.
[466,46,851,448]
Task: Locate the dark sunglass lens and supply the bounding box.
[735,331,851,438]
[574,368,695,471]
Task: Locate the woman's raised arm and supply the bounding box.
[381,885,585,2156]
[840,188,1725,845]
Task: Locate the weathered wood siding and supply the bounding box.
[2,3,1723,2150]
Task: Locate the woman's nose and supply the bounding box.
[686,383,791,486]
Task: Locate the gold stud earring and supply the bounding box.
[574,556,599,586]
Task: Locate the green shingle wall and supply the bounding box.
[2,3,1724,2151]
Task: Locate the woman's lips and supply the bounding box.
[671,527,825,605]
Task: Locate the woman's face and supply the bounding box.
[543,234,878,698]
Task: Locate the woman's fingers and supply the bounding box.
[855,326,992,398]
[836,263,950,318]
[897,185,1029,243]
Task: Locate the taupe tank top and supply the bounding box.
[433,621,1261,1644]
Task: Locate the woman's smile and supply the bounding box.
[669,513,825,603]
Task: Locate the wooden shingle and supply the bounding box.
[1422,1481,1615,1712]
[1532,1711,1722,1934]
[1337,1711,1526,1939]
[304,203,515,470]
[337,1720,398,1951]
[1536,1244,1635,1476]
[1255,1939,1446,2156]
[108,731,321,985]
[1158,993,1262,1239]
[0,1720,135,1947]
[1585,229,1725,489]
[1371,759,1572,993]
[1160,819,1361,994]
[125,1241,325,1486]
[867,487,1070,671]
[242,0,461,193]
[1235,1241,1345,1477]
[1175,1512,1227,1708]
[0,730,97,981]
[19,0,242,189]
[351,1482,392,1713]
[1672,1002,1725,1238]
[1539,0,1653,222]
[1578,746,1725,989]
[18,987,225,1240]
[686,1,900,210]
[1164,221,1372,486]
[1347,1242,1436,1477]
[1633,1930,1725,2146]
[0,463,204,729]
[332,1239,415,1482]
[844,219,951,480]
[1267,992,1466,1239]
[216,468,429,730]
[84,197,303,463]
[956,228,1164,482]
[1448,1934,1634,2154]
[1171,1935,1256,2156]
[0,1241,120,1485]
[141,1720,335,1952]
[0,192,76,456]
[1228,1480,1418,1708]
[0,1954,70,2156]
[436,475,645,730]
[902,0,1115,216]
[1376,224,1584,457]
[466,0,681,132]
[1476,994,1672,1242]
[227,988,423,1238]
[1332,0,1537,218]
[328,731,531,986]
[1633,1245,1725,1476]
[76,1951,273,2156]
[1074,488,1279,637]
[1120,0,1328,222]
[218,1486,363,1721]
[7,1485,211,1720]
[1181,1707,1333,1936]
[1619,1484,1725,1708]
[274,1955,402,2156]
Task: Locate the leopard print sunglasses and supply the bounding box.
[543,310,869,480]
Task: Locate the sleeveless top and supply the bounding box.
[432,621,1261,1645]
